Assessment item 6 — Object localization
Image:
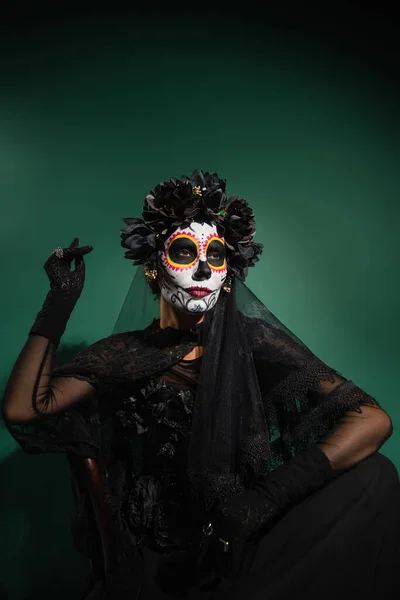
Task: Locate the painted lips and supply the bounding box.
[185,286,213,297]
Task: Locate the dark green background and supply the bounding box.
[1,5,399,599]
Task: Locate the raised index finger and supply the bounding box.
[67,238,80,249]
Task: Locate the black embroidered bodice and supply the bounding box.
[116,357,203,552]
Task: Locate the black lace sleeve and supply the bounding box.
[248,318,391,471]
[3,332,135,458]
[4,326,197,458]
[52,332,135,389]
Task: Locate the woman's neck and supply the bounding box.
[159,295,205,331]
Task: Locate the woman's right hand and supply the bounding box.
[44,237,93,299]
[29,238,94,346]
[4,238,95,423]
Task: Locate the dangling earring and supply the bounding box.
[144,264,158,282]
[143,263,159,293]
[223,276,232,294]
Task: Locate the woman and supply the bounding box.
[2,170,399,599]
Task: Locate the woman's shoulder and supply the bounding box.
[239,313,310,359]
[240,314,282,348]
[54,324,156,380]
[79,321,156,356]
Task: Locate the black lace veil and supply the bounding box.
[111,266,354,513]
[113,267,160,334]
[113,267,271,508]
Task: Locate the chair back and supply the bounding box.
[68,455,117,577]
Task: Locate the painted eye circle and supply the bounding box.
[166,234,199,268]
[206,238,226,269]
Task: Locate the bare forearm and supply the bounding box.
[2,334,94,424]
[317,405,393,472]
[2,335,57,422]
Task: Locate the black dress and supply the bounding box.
[140,452,400,600]
[6,318,400,599]
[130,358,400,600]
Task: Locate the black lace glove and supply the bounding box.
[200,445,335,584]
[29,238,93,347]
[214,445,334,542]
[197,528,258,592]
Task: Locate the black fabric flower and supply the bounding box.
[223,197,256,250]
[120,169,263,280]
[143,178,196,232]
[120,217,164,265]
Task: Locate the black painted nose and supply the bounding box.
[192,260,211,281]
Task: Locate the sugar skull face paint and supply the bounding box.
[159,222,227,313]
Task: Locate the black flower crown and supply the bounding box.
[120,170,263,281]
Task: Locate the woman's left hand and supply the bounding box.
[200,490,269,587]
[199,530,258,589]
[213,487,278,541]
